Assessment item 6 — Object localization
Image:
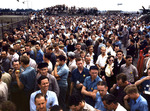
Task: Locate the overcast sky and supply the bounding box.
[0,0,149,11]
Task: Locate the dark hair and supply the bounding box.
[130,39,135,43]
[46,45,53,50]
[126,55,132,59]
[0,101,16,111]
[106,55,114,64]
[107,39,112,44]
[53,43,59,47]
[76,57,82,63]
[89,65,98,71]
[25,44,31,48]
[20,55,29,65]
[116,73,127,83]
[57,55,66,61]
[44,53,51,60]
[37,75,49,85]
[9,48,15,52]
[22,52,30,56]
[98,38,103,43]
[34,93,46,103]
[76,42,81,46]
[69,93,84,106]
[102,94,117,105]
[97,81,107,87]
[116,49,123,54]
[51,105,62,111]
[12,60,20,65]
[35,42,40,46]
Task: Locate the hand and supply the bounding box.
[112,84,117,89]
[76,83,83,89]
[90,92,96,99]
[145,76,150,80]
[15,70,20,78]
[55,62,59,67]
[124,95,129,100]
[102,76,106,81]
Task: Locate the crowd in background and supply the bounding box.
[0,10,150,111]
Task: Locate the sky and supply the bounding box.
[0,0,149,12]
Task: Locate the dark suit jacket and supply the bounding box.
[114,58,126,76]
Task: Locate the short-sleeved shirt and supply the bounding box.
[30,90,58,111]
[83,76,102,92]
[129,95,148,111]
[94,92,108,111]
[120,64,138,83]
[57,63,69,87]
[71,67,90,85]
[83,76,102,106]
[96,54,107,68]
[20,66,36,92]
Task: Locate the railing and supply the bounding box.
[0,15,29,39]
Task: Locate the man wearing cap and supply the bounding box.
[68,52,77,73]
[81,66,102,107]
[35,62,59,97]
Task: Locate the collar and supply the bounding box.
[58,63,66,68]
[135,95,141,103]
[90,75,99,82]
[39,90,48,98]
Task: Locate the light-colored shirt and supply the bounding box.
[0,81,8,103]
[30,90,58,111]
[95,92,108,111]
[1,72,12,87]
[68,59,77,72]
[116,103,127,111]
[129,95,148,111]
[120,64,138,83]
[29,58,37,70]
[57,63,69,87]
[96,54,107,67]
[83,102,96,111]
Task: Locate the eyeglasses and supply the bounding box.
[20,50,25,51]
[109,60,114,62]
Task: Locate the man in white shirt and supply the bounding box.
[0,71,8,103]
[68,52,77,73]
[69,93,96,111]
[102,94,127,111]
[96,46,107,76]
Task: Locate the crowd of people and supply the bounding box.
[44,4,98,15]
[0,10,150,111]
